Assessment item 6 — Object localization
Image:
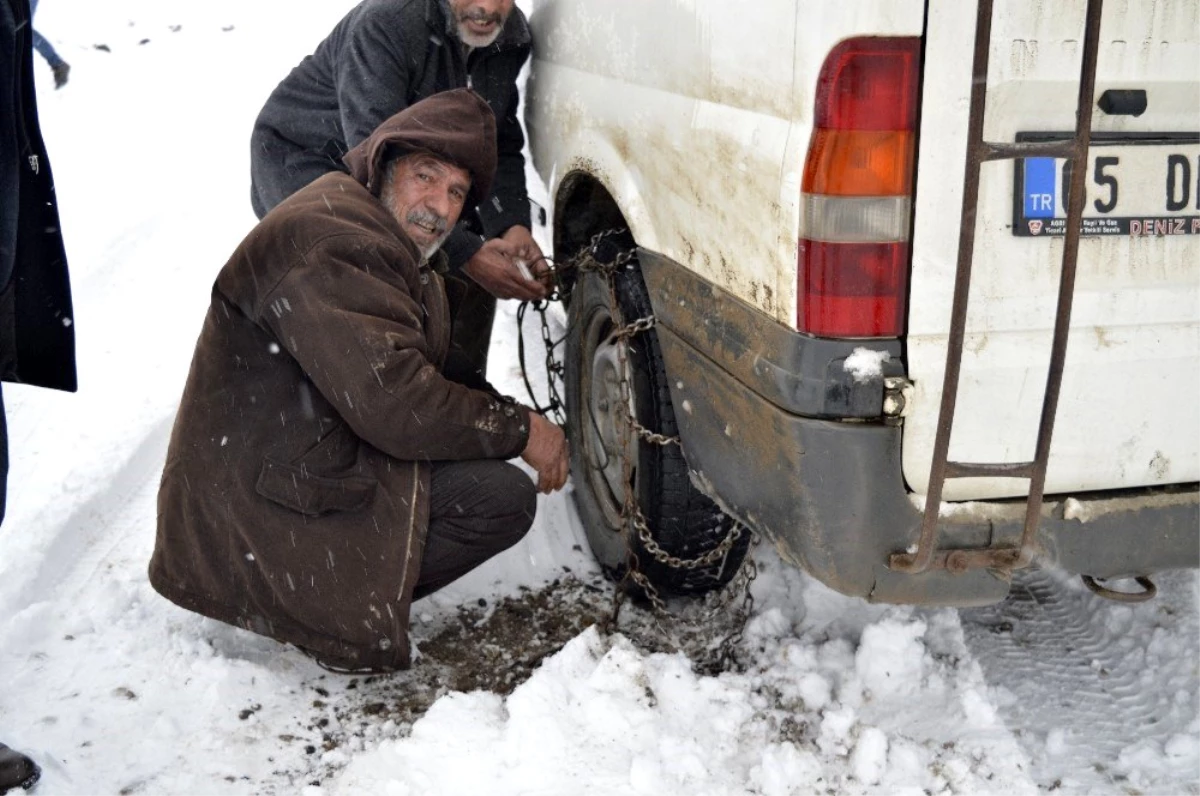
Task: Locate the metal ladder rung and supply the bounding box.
[917,547,1021,574]
[981,140,1076,162]
[944,461,1037,479]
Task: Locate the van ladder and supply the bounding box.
[889,0,1105,576]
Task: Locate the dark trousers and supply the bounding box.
[0,384,7,525]
[412,459,536,601]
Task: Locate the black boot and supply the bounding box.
[0,744,40,793]
[51,62,69,89]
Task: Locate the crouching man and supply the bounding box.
[149,89,568,673]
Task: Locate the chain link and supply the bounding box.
[700,532,760,673]
[631,509,744,571]
[513,227,758,671]
[512,228,637,426]
[632,421,679,447]
[515,299,567,426]
[610,316,656,342]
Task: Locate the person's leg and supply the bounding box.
[0,383,7,525]
[29,0,63,69]
[30,28,63,69]
[413,459,537,601]
[4,6,49,784]
[28,0,69,90]
[0,392,40,791]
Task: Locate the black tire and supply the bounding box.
[564,246,749,596]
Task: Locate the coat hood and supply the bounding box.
[342,88,497,208]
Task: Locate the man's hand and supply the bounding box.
[463,235,549,302]
[501,225,546,269]
[502,225,554,292]
[520,411,569,494]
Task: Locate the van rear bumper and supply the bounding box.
[641,250,1199,607]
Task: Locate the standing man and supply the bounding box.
[151,90,569,674]
[1,0,76,789]
[250,0,545,384]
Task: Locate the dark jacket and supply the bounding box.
[249,0,532,270]
[151,92,531,670]
[1,0,75,392]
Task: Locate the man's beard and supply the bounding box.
[385,192,451,262]
[454,6,507,48]
[407,210,451,262]
[416,228,451,262]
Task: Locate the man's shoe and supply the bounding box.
[0,743,40,793]
[51,62,70,89]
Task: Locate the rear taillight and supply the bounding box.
[799,37,921,337]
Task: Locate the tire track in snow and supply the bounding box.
[961,569,1199,793]
[1,415,172,616]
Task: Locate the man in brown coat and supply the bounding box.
[149,89,568,673]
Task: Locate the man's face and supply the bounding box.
[382,154,471,260]
[448,0,515,48]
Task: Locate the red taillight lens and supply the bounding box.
[815,40,921,131]
[799,37,921,338]
[799,241,910,337]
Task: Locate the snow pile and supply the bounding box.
[316,581,1043,796]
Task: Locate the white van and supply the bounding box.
[525,0,1199,605]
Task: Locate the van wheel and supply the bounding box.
[564,248,749,596]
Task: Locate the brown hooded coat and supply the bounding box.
[149,90,529,670]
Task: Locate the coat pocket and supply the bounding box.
[256,459,377,517]
[256,426,377,516]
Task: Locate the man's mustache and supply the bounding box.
[407,209,449,235]
[463,9,503,25]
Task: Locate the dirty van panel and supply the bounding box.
[904,0,1200,500]
[529,0,800,321]
[528,0,924,324]
[531,0,798,116]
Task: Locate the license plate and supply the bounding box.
[1012,133,1200,237]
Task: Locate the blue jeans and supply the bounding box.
[29,0,64,69]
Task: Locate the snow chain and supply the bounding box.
[514,228,758,671]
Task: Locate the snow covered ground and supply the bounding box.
[1,1,1197,794]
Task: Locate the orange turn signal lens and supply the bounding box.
[802,129,915,197]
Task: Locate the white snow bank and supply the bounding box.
[316,601,1043,796]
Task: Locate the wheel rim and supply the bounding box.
[580,303,636,531]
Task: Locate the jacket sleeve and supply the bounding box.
[257,235,530,462]
[441,223,485,272]
[335,12,414,150]
[477,52,533,240]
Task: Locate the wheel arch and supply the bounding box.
[549,138,661,265]
[552,172,627,265]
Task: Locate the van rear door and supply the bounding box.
[903,0,1200,501]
